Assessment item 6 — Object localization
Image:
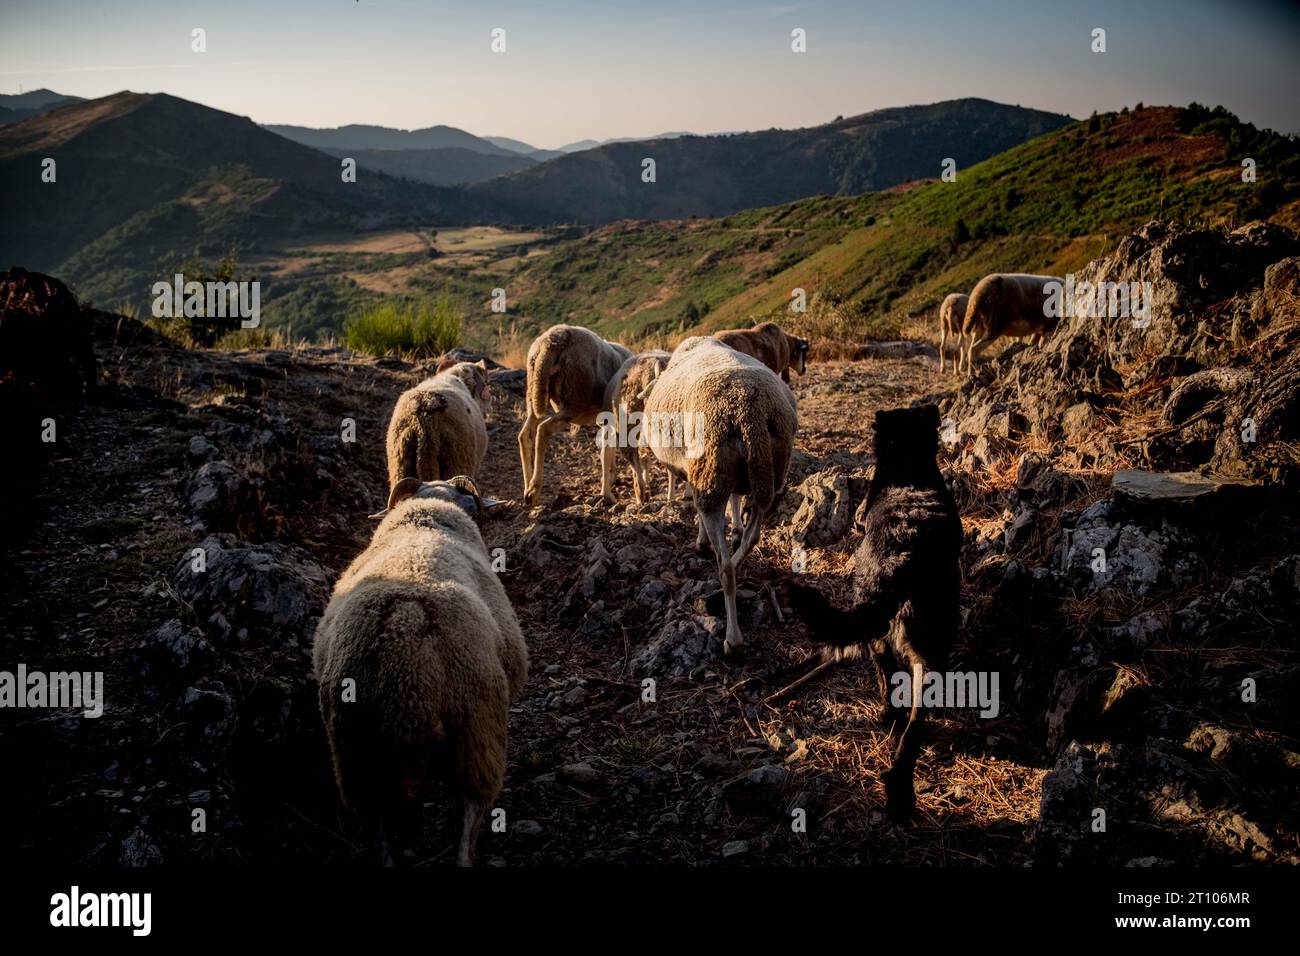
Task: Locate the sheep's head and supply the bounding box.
[789,334,810,376]
[442,361,492,416]
[369,476,503,523]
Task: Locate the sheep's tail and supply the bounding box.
[736,411,777,514]
[526,343,555,418]
[786,580,906,647]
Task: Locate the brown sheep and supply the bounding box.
[314,476,527,866]
[385,362,490,495]
[713,321,809,382]
[959,273,1062,374]
[518,324,631,507]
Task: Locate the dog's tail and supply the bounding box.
[787,580,905,646]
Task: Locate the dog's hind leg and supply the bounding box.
[883,658,928,822]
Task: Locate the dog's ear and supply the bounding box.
[370,477,424,518]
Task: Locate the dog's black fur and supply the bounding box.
[788,404,962,820]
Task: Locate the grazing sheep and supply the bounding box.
[518,324,631,507]
[599,350,679,505]
[313,476,528,866]
[787,405,962,821]
[644,336,798,655]
[713,321,810,382]
[385,362,491,494]
[937,293,968,374]
[959,273,1062,373]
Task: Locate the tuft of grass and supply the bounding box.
[344,292,461,358]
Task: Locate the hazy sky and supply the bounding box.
[2,0,1298,146]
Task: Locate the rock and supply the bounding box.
[513,819,543,837]
[180,684,238,756]
[1061,402,1098,442]
[790,469,856,547]
[186,435,218,465]
[579,540,611,599]
[632,613,719,678]
[722,763,791,817]
[133,619,209,685]
[183,461,247,529]
[560,762,599,785]
[1111,469,1261,508]
[118,827,163,867]
[720,840,750,859]
[694,753,743,776]
[171,534,330,645]
[634,579,669,609]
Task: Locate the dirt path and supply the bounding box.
[1,342,1046,867]
[457,356,1044,866]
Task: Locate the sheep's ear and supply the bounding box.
[371,477,424,518]
[476,359,489,370]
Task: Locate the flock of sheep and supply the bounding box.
[312,273,1058,866]
[938,272,1062,374]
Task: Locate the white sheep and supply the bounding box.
[313,476,528,867]
[385,362,491,494]
[518,325,631,507]
[643,336,798,655]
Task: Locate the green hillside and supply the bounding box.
[501,105,1300,344]
[469,98,1072,224]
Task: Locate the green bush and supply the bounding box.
[344,293,461,357]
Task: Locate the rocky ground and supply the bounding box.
[1,218,1297,867]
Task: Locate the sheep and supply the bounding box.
[643,336,798,655]
[518,324,631,507]
[385,362,491,494]
[313,476,528,866]
[598,350,680,505]
[959,273,1062,374]
[713,321,810,383]
[937,293,968,374]
[787,405,962,821]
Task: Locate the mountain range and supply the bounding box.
[0,90,1081,306]
[0,88,85,127]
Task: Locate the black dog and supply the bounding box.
[788,404,962,820]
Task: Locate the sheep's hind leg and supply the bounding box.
[517,409,539,502]
[728,494,744,549]
[456,797,486,868]
[527,414,566,508]
[732,502,766,566]
[701,508,743,655]
[599,430,618,505]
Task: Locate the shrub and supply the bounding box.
[344,292,461,358]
